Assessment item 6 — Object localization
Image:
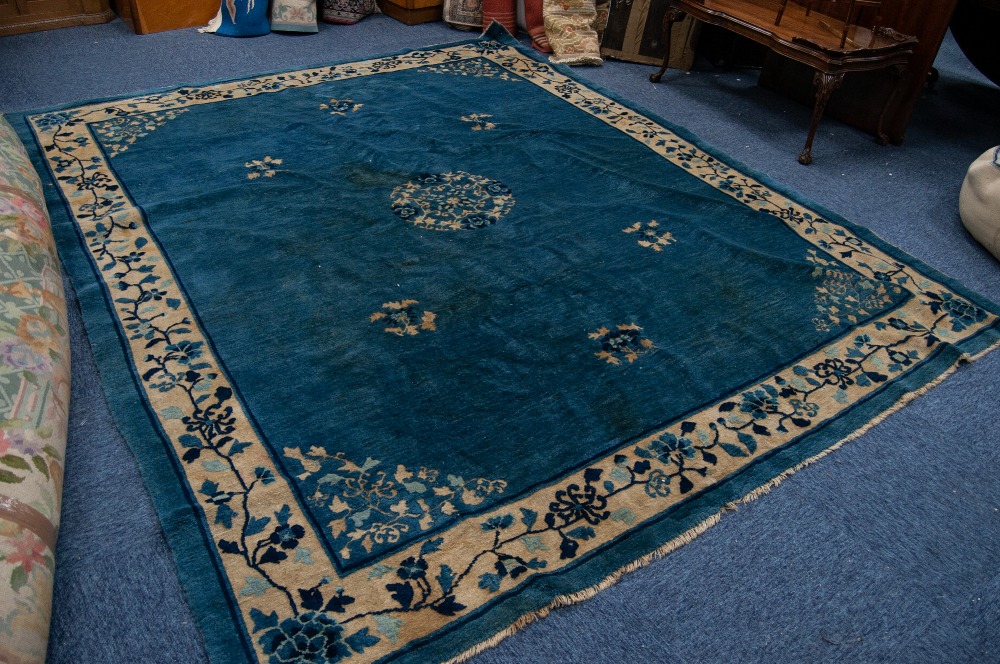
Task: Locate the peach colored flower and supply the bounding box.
[6,530,48,574]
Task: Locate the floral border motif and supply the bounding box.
[27,37,998,664]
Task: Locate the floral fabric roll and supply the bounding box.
[0,115,70,664]
[271,0,319,32]
[322,0,376,24]
[444,0,482,30]
[543,0,610,66]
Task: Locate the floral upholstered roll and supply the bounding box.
[322,0,376,24]
[271,0,319,32]
[0,115,70,664]
[543,0,610,66]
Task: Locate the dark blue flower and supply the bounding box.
[740,389,779,420]
[548,483,609,526]
[813,359,854,389]
[644,470,671,498]
[164,340,204,365]
[460,213,497,230]
[269,523,306,550]
[258,611,350,664]
[939,293,986,332]
[648,433,695,464]
[480,514,514,531]
[396,556,428,580]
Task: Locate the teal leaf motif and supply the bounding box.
[478,572,502,592]
[374,615,404,644]
[275,504,291,525]
[367,564,391,580]
[240,577,271,598]
[245,516,270,536]
[420,537,444,556]
[229,440,252,455]
[215,503,237,528]
[253,467,275,485]
[249,608,278,631]
[520,508,537,529]
[565,526,596,541]
[521,535,548,552]
[738,433,757,453]
[437,564,456,594]
[345,628,379,654]
[720,442,748,458]
[610,508,637,525]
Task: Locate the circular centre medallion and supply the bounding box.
[390,171,515,231]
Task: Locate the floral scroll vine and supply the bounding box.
[29,40,996,663]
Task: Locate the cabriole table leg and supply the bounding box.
[649,6,686,83]
[799,70,844,165]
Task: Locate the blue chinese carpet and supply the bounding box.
[15,25,1000,664]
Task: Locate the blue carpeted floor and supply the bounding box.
[2,14,999,663]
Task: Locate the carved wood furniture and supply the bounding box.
[0,0,112,36]
[776,0,884,47]
[113,0,216,34]
[758,0,957,144]
[649,0,917,164]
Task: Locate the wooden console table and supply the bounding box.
[649,0,917,164]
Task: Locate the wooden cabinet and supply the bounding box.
[0,0,113,36]
[113,0,217,34]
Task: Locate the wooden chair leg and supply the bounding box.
[876,64,908,145]
[799,71,844,165]
[650,6,685,82]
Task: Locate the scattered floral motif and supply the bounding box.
[623,220,675,251]
[808,249,903,332]
[0,338,51,373]
[369,300,437,336]
[460,114,496,131]
[390,171,515,231]
[91,109,190,157]
[246,156,284,180]
[320,99,364,116]
[421,58,522,81]
[589,323,654,365]
[284,449,507,560]
[925,291,988,332]
[739,386,780,420]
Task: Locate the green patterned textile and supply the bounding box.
[0,115,69,664]
[12,27,1000,664]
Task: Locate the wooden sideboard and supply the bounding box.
[0,0,113,36]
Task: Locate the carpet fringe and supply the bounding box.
[444,340,1000,664]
